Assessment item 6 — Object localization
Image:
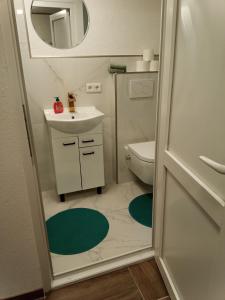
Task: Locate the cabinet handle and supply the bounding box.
[82,139,94,143]
[63,142,76,146]
[83,151,95,156]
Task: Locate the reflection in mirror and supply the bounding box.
[31,0,89,49]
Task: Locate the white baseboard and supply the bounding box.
[155,256,180,300]
[52,247,154,289]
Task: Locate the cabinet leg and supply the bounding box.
[97,187,102,194]
[60,194,65,202]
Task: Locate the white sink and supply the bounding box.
[44,106,104,134]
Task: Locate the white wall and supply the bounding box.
[0,1,43,298]
[14,0,161,192]
[24,0,162,57]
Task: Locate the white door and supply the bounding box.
[154,0,225,299]
[50,10,72,48]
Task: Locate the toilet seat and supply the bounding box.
[128,141,155,163]
[125,141,155,185]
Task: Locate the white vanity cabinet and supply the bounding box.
[50,124,105,200]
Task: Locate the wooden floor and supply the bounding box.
[47,259,170,300]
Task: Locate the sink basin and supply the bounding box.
[44,106,104,134]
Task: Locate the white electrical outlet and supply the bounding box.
[86,82,102,93]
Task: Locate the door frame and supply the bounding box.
[11,0,159,292]
[10,0,53,293]
[12,0,173,294]
[153,0,179,298]
[154,0,178,260]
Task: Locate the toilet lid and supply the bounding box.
[128,141,155,163]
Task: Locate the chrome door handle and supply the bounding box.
[199,156,225,174]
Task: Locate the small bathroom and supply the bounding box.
[3,0,225,298]
[13,0,161,284]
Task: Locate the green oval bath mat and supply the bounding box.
[129,193,153,227]
[46,208,109,255]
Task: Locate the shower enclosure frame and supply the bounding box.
[8,0,165,294]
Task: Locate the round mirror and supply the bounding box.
[31,0,89,49]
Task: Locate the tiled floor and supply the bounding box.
[42,181,152,276]
[46,259,170,300]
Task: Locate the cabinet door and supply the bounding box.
[52,137,81,194]
[80,146,105,190]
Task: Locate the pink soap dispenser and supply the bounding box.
[53,97,64,114]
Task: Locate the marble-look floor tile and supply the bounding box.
[42,181,153,276]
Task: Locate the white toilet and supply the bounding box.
[125,141,155,185]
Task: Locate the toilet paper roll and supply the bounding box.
[143,49,154,61]
[136,60,150,72]
[150,60,159,72]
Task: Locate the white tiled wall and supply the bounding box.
[13,0,160,191]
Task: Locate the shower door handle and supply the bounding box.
[199,156,225,174]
